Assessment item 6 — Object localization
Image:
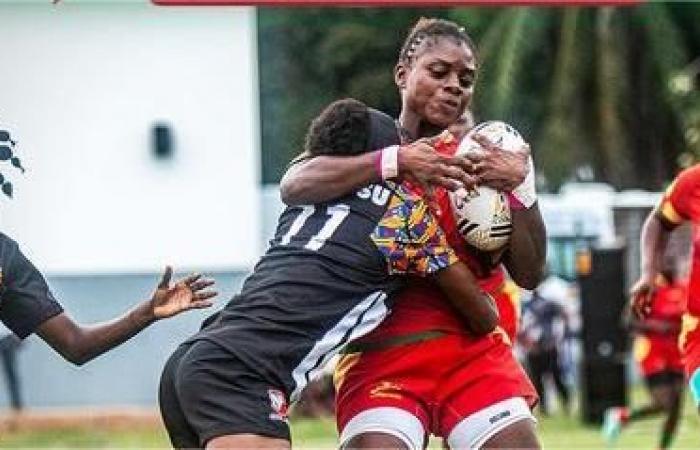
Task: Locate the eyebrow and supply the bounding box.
[427,58,477,73]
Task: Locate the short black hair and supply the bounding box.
[304,98,399,158]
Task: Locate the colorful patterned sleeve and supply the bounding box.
[372,184,458,276]
[656,165,700,225]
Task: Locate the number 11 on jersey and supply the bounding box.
[280,205,350,252]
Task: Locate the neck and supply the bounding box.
[397,110,442,143]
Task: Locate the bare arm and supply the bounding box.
[280,153,379,205]
[280,142,474,206]
[631,214,674,317]
[36,268,216,365]
[503,203,547,290]
[433,262,499,335]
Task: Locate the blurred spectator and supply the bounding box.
[519,279,572,416]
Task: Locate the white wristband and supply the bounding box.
[510,156,537,209]
[381,145,400,180]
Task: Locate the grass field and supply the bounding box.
[0,388,697,449]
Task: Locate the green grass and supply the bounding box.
[0,388,698,449]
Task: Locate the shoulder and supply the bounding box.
[0,233,20,266]
[668,165,700,197]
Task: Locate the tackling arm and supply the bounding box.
[630,213,675,317]
[280,142,473,205]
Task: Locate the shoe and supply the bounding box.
[602,406,627,444]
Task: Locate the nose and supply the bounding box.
[444,72,463,96]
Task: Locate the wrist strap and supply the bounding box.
[373,149,383,181]
[509,156,537,209]
[380,145,400,180]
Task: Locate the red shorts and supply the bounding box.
[334,330,538,439]
[494,284,519,343]
[634,335,683,378]
[680,314,700,378]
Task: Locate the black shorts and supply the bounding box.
[644,370,684,389]
[158,340,291,449]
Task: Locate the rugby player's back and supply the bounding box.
[189,182,456,400]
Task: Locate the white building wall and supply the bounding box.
[0,2,259,274]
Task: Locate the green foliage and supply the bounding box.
[257,7,445,183]
[259,6,700,190]
[1,386,698,449]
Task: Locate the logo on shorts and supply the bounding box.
[268,388,289,422]
[489,409,511,425]
[369,381,403,400]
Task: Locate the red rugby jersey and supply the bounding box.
[642,277,687,338]
[657,164,700,316]
[355,133,510,341]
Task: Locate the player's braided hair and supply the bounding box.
[398,17,479,68]
[0,127,25,198]
[305,98,371,157]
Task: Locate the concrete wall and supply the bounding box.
[0,2,260,275]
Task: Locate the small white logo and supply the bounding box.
[268,388,289,422]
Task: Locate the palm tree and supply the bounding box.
[452,3,700,190]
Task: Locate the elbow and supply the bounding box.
[61,348,95,367]
[279,177,300,206]
[469,310,499,336]
[510,267,545,290]
[62,349,91,366]
[58,339,93,366]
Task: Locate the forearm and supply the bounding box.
[640,215,671,278]
[280,153,379,205]
[434,262,499,335]
[38,301,156,365]
[503,202,547,289]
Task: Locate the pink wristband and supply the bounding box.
[507,192,526,211]
[374,149,383,181]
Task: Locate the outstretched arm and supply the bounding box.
[36,267,216,365]
[280,141,474,205]
[631,214,674,318]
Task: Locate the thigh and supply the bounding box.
[335,340,444,449]
[176,340,292,447]
[436,334,538,438]
[207,434,290,450]
[340,408,427,450]
[479,414,540,450]
[445,397,538,450]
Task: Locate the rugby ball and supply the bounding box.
[449,121,525,252]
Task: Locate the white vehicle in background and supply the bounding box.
[539,182,660,285]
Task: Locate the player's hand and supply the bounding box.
[468,134,530,192]
[630,275,654,319]
[150,266,217,319]
[398,140,476,193]
[447,115,473,141]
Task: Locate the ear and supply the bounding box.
[394,63,407,90]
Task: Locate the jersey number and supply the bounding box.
[280,204,350,251]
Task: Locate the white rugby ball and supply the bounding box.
[449,121,525,252]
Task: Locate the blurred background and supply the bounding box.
[1,0,700,448]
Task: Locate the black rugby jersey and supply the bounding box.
[0,233,63,338]
[189,182,457,401]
